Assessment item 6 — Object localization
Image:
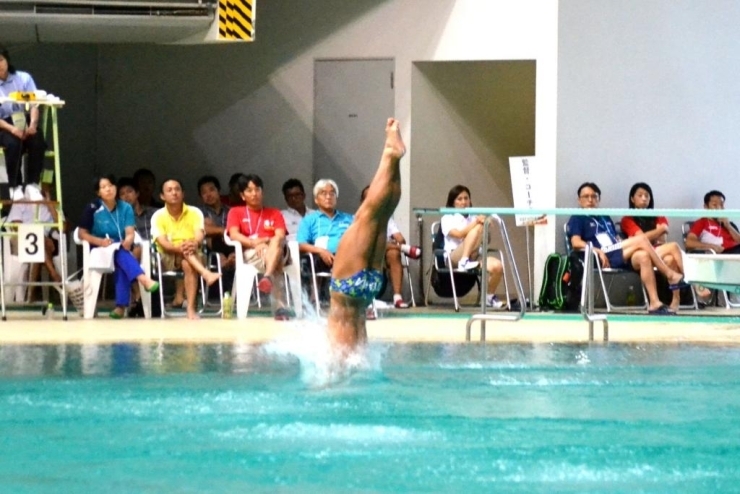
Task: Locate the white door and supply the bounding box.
[313,58,395,212]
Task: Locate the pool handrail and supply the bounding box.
[415,206,740,343]
[464,214,526,342]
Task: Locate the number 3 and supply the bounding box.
[24,232,38,256]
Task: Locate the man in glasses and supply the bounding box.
[567,182,689,315]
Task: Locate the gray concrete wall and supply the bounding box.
[558,0,740,244]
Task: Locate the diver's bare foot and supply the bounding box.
[187,307,200,320]
[204,271,221,287]
[384,118,406,159]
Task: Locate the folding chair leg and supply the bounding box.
[403,256,416,308]
[157,257,167,319]
[448,266,460,312]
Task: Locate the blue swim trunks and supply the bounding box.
[330,268,384,302]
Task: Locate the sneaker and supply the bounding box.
[394,298,409,309]
[457,259,479,272]
[401,244,422,260]
[257,276,273,294]
[486,294,505,309]
[24,183,43,201]
[274,307,294,321]
[10,185,24,202]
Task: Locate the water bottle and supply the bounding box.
[46,303,55,320]
[222,292,233,319]
[626,286,637,306]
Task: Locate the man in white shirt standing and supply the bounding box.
[280,178,313,241]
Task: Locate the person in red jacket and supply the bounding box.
[685,190,740,254]
[621,182,699,312]
[226,174,292,320]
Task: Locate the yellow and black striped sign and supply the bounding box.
[218,0,255,41]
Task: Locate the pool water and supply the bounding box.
[1,340,739,493]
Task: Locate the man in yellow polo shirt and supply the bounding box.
[151,178,221,319]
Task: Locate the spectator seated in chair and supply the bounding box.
[441,184,504,309]
[297,179,353,305]
[225,173,293,320]
[78,175,160,319]
[197,175,235,295]
[685,190,740,305]
[226,173,247,207]
[567,182,688,315]
[685,190,740,255]
[118,176,158,316]
[281,178,314,242]
[151,178,221,320]
[133,168,163,209]
[621,181,703,312]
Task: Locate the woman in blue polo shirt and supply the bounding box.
[78,175,159,319]
[566,182,688,315]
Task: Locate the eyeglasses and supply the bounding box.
[318,190,336,198]
[579,194,600,200]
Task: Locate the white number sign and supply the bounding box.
[18,224,45,263]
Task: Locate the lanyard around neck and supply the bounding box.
[246,208,263,236]
[105,201,122,240]
[594,216,613,236]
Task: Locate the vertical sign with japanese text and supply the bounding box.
[509,156,544,226]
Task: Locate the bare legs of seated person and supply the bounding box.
[385,244,407,308]
[619,235,687,313]
[180,253,221,320]
[328,118,405,351]
[449,223,505,307]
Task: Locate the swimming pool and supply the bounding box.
[1,340,738,492]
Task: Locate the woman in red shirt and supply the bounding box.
[620,182,694,312]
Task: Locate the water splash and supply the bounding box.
[263,293,383,388]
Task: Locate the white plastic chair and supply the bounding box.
[224,231,303,319]
[73,228,151,319]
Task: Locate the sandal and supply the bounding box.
[648,304,675,315]
[668,277,691,291]
[109,308,125,319]
[394,299,409,309]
